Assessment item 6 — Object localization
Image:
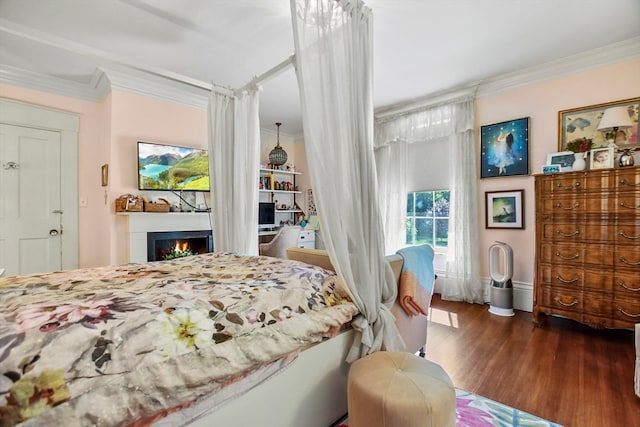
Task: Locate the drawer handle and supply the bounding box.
[618,230,640,240]
[556,251,579,260]
[555,297,578,307]
[618,281,640,292]
[619,178,640,187]
[556,229,580,237]
[617,307,640,318]
[555,182,580,188]
[556,274,579,284]
[618,256,640,266]
[555,202,580,210]
[619,201,640,210]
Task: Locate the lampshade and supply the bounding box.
[597,106,633,131]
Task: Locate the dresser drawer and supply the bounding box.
[615,221,640,245]
[538,265,613,292]
[297,230,315,249]
[614,193,640,214]
[583,171,616,191]
[613,297,640,323]
[541,287,582,313]
[614,271,640,297]
[539,195,613,215]
[615,168,640,189]
[298,230,315,240]
[539,243,614,266]
[540,222,613,243]
[538,175,585,193]
[583,290,613,317]
[614,246,640,270]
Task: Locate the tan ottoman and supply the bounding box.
[347,351,456,427]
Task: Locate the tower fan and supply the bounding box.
[488,241,514,316]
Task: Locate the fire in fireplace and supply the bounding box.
[147,230,213,262]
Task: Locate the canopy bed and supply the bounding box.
[0,1,431,426]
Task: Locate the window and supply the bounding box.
[406,190,450,248]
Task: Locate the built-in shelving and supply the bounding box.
[259,168,303,228]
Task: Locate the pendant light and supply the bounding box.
[268,122,288,168]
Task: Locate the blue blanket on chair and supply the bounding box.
[396,244,435,316]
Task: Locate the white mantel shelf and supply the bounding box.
[119,212,211,263]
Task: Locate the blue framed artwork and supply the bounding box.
[480,117,530,178]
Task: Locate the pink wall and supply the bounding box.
[108,91,208,264]
[476,58,640,284]
[0,84,111,268]
[2,57,639,274]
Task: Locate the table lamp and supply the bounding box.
[597,106,635,167]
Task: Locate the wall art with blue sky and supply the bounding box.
[480,117,530,178]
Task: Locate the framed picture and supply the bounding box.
[101,164,109,187]
[541,164,561,174]
[546,151,576,172]
[480,117,529,178]
[558,97,639,151]
[485,190,524,229]
[590,146,615,169]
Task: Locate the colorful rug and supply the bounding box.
[336,388,563,427]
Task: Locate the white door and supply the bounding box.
[0,123,62,276]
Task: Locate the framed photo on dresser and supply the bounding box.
[590,147,615,169]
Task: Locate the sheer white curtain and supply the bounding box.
[291,0,403,361]
[207,88,261,255]
[444,104,483,303]
[374,141,408,254]
[375,97,483,303]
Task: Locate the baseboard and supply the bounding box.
[433,274,533,312]
[483,278,533,312]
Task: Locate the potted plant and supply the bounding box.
[565,137,594,170]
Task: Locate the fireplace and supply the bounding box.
[147,230,213,262]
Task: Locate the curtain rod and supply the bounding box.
[374,84,479,124]
[0,18,237,96]
[237,54,296,93]
[1,19,294,98]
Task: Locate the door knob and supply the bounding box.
[3,162,19,170]
[49,229,59,236]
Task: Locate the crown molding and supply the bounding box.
[0,63,99,101]
[374,37,640,118]
[94,67,210,110]
[475,36,640,98]
[2,37,638,116]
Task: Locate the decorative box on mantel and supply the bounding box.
[119,212,211,263]
[143,201,171,213]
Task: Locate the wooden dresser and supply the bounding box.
[533,166,640,329]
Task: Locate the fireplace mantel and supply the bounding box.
[120,212,211,263]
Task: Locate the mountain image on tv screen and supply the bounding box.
[138,141,210,191]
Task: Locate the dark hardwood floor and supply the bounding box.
[424,295,640,427]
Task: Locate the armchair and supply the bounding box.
[259,226,302,259]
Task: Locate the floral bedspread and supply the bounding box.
[0,253,358,426]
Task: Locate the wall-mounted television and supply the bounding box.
[258,202,275,226]
[138,141,210,191]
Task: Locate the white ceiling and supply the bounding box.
[1,0,639,135]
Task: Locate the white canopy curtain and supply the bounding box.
[208,87,261,255]
[291,0,404,362]
[374,141,408,255]
[374,96,484,303]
